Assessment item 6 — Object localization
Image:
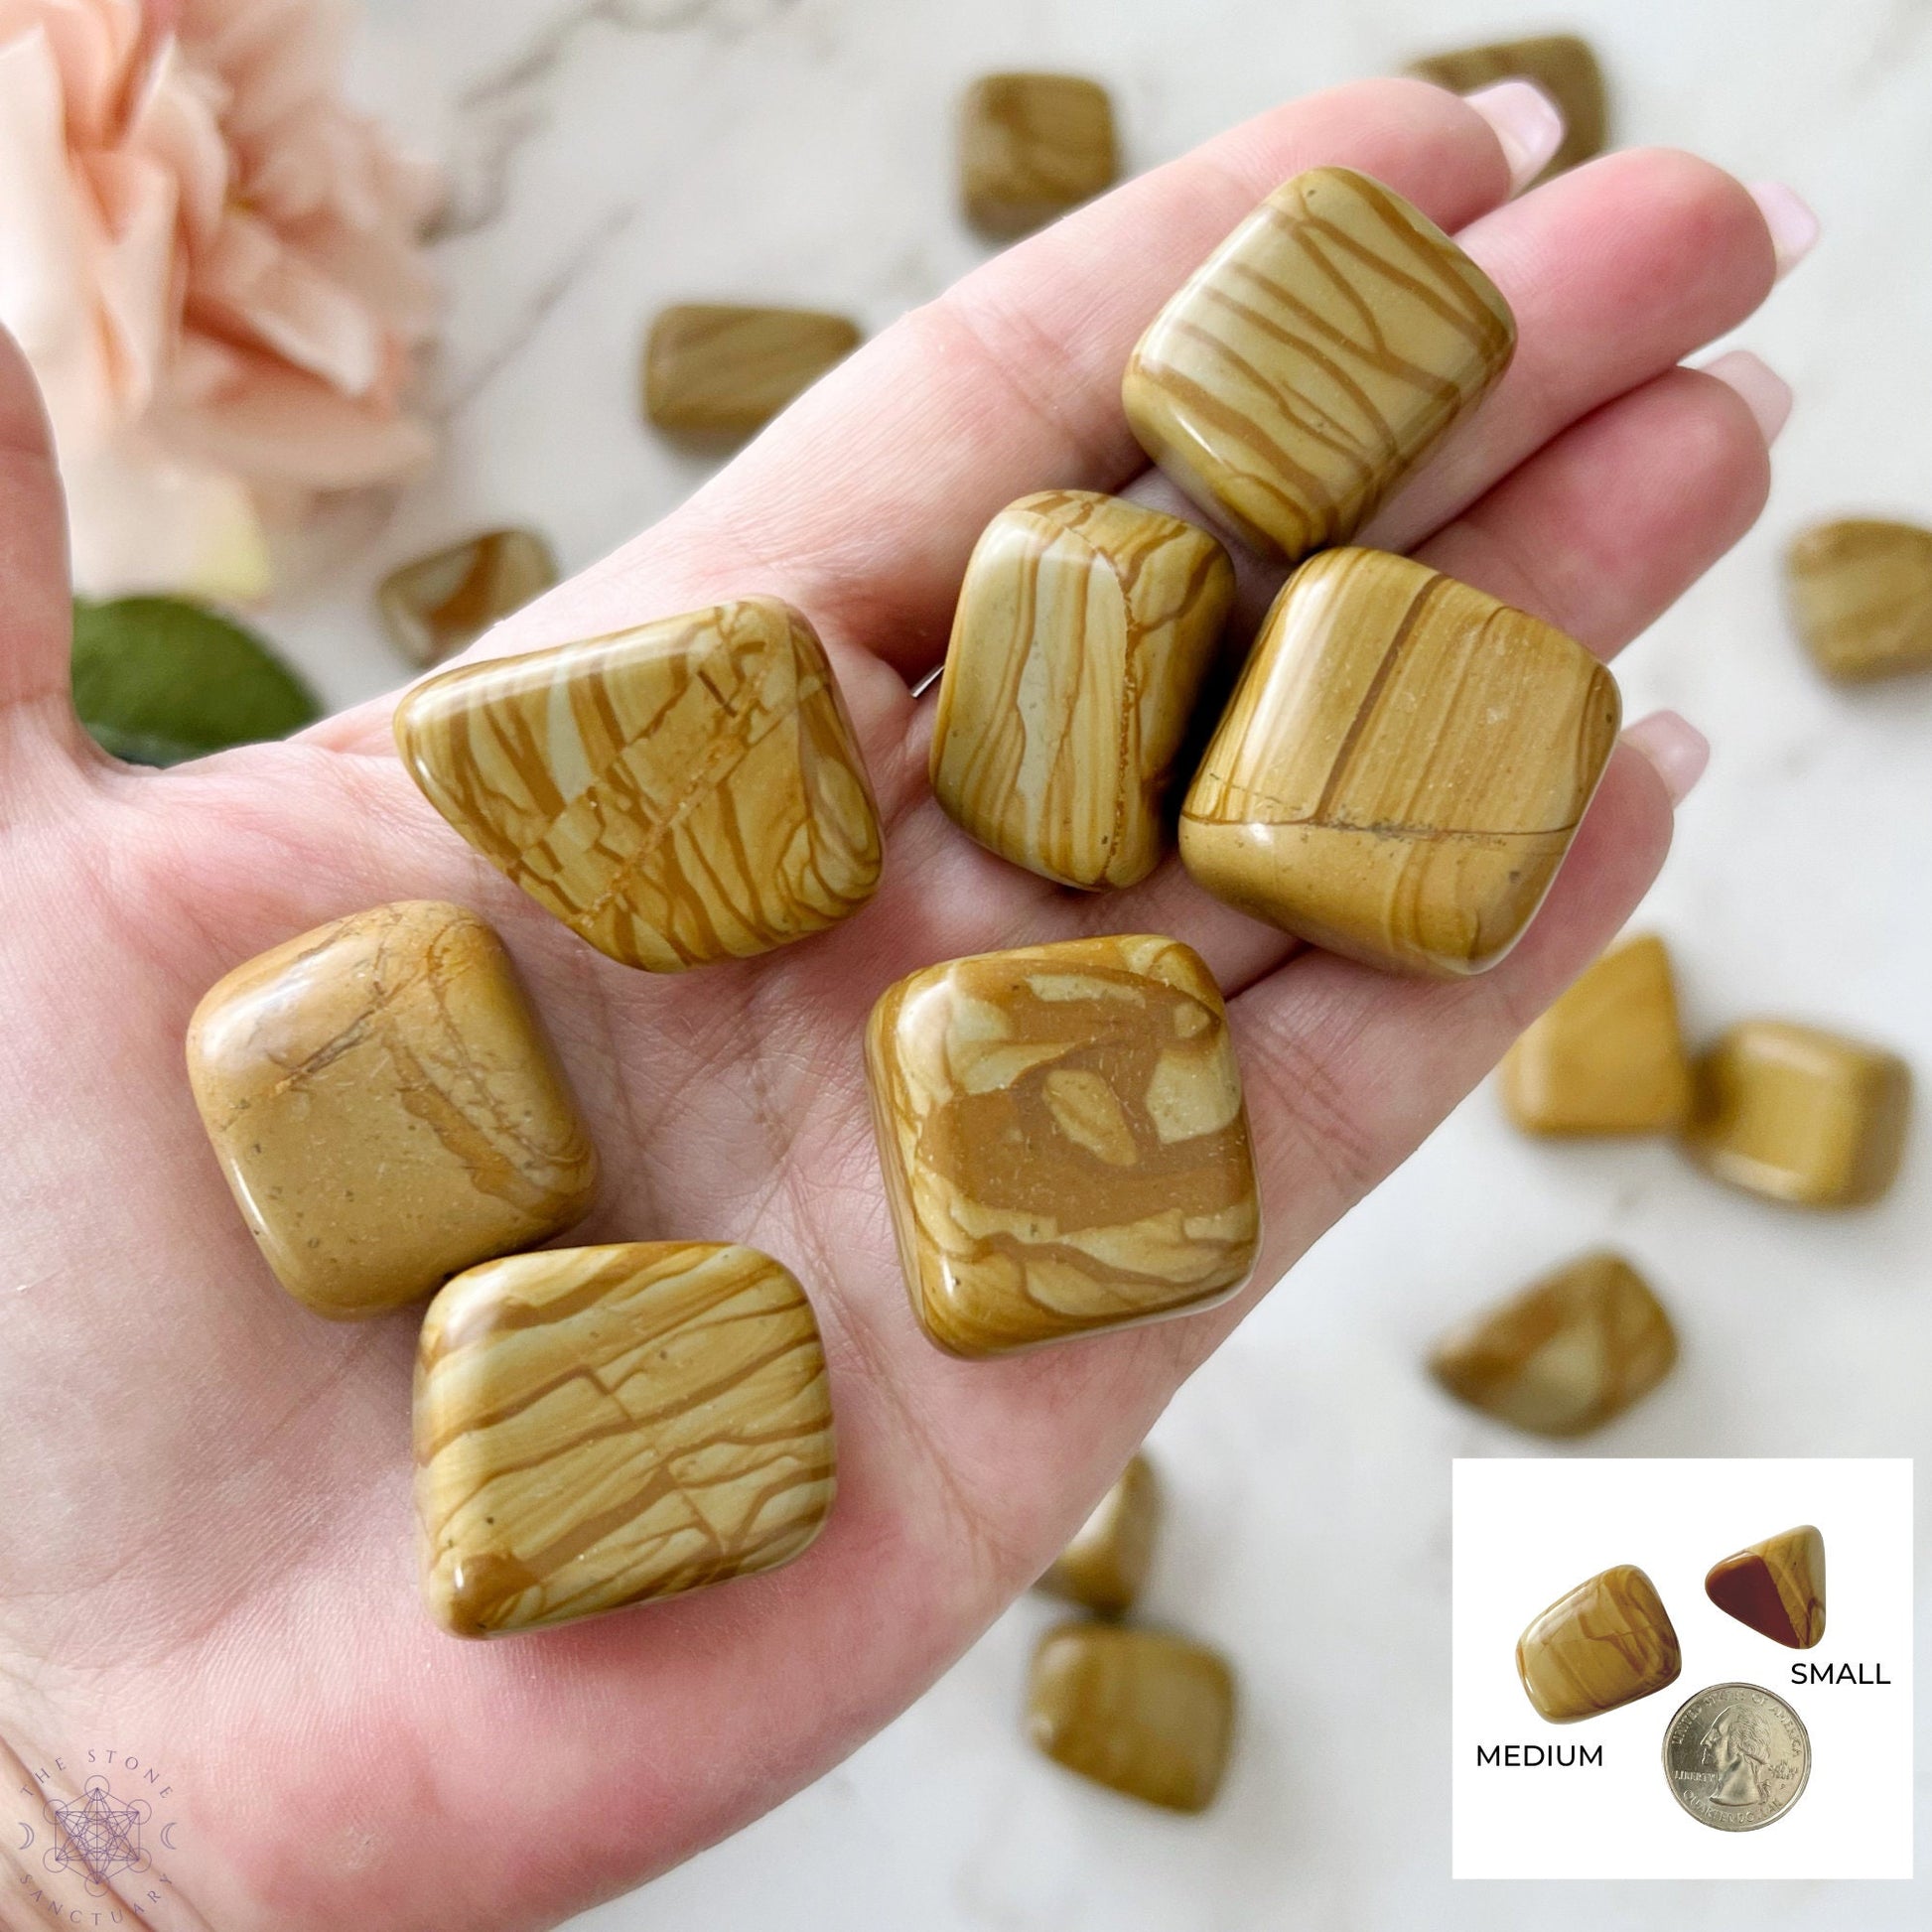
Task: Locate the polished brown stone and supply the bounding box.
[377,529,558,667]
[186,900,598,1318]
[1406,35,1608,182]
[865,934,1260,1357]
[960,72,1117,239]
[642,304,862,440]
[1180,548,1619,976]
[1498,935,1693,1135]
[415,1242,835,1636]
[1784,518,1932,682]
[394,597,883,972]
[1430,1252,1677,1438]
[1682,1020,1912,1207]
[1028,1621,1235,1811]
[1706,1526,1827,1651]
[1517,1564,1682,1724]
[1038,1452,1160,1616]
[929,491,1234,889]
[1123,167,1515,563]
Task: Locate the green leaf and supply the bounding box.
[71,596,320,766]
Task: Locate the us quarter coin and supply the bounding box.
[1663,1682,1811,1831]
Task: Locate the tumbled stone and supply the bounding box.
[1784,518,1932,682]
[1028,1621,1235,1811]
[929,491,1234,889]
[1123,167,1515,563]
[865,934,1260,1357]
[1429,1252,1677,1438]
[394,597,883,972]
[1038,1452,1160,1616]
[1706,1526,1827,1650]
[377,529,558,667]
[416,1242,835,1636]
[1498,935,1693,1135]
[642,305,862,440]
[1517,1564,1682,1724]
[960,72,1117,239]
[1180,548,1619,976]
[1406,35,1607,182]
[186,900,598,1319]
[1682,1020,1912,1207]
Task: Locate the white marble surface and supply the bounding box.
[295,0,1929,1922]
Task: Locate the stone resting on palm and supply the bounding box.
[0,75,1801,1932]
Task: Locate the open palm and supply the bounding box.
[0,79,1789,1932]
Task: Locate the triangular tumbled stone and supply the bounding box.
[1706,1526,1826,1649]
[395,597,883,971]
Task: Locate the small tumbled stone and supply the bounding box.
[1406,35,1607,183]
[377,529,558,667]
[1517,1565,1682,1724]
[960,72,1118,239]
[642,304,862,440]
[1706,1526,1827,1650]
[1038,1452,1160,1616]
[1784,518,1932,682]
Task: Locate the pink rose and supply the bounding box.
[0,0,439,599]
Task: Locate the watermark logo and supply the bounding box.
[44,1777,152,1895]
[12,1746,181,1923]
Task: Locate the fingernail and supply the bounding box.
[1463,79,1565,195]
[1624,710,1710,807]
[1701,348,1794,446]
[1749,181,1820,279]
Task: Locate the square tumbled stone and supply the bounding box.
[960,72,1117,239]
[865,934,1260,1357]
[1682,1020,1911,1207]
[1406,35,1607,182]
[1123,167,1515,563]
[1429,1252,1677,1438]
[377,528,558,667]
[1517,1564,1681,1723]
[394,597,883,972]
[1180,548,1619,977]
[1498,935,1693,1135]
[187,900,599,1318]
[642,305,862,440]
[1028,1621,1235,1811]
[1038,1451,1161,1616]
[929,491,1234,889]
[415,1242,835,1636]
[1785,518,1932,682]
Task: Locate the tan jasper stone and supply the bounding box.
[960,72,1117,239]
[416,1242,836,1637]
[186,901,598,1318]
[1123,167,1514,563]
[1784,518,1932,681]
[642,305,861,440]
[1517,1565,1682,1724]
[1406,36,1608,182]
[1682,1020,1912,1207]
[1028,1622,1236,1811]
[377,528,558,667]
[1180,548,1620,976]
[1038,1452,1161,1616]
[394,597,883,972]
[1429,1252,1677,1438]
[929,491,1235,888]
[1498,935,1694,1135]
[1706,1526,1827,1650]
[865,934,1260,1357]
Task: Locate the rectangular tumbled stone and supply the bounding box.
[378,528,558,667]
[1123,166,1515,563]
[1406,35,1607,182]
[929,491,1234,888]
[187,900,599,1318]
[643,305,861,440]
[416,1242,835,1636]
[394,597,883,972]
[865,934,1260,1356]
[1784,518,1932,682]
[1038,1451,1161,1615]
[1517,1564,1682,1723]
[960,72,1118,239]
[1180,548,1619,976]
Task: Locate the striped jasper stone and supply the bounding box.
[1180,548,1619,978]
[929,491,1234,888]
[415,1242,836,1636]
[642,305,861,440]
[1517,1564,1682,1724]
[394,597,883,972]
[1706,1526,1827,1650]
[1123,166,1515,563]
[1784,518,1932,681]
